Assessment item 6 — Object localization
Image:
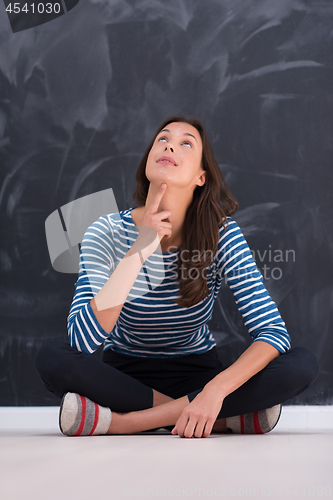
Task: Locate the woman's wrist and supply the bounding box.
[204,377,229,401]
[131,242,154,264]
[128,246,145,265]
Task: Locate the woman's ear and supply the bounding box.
[198,171,206,187]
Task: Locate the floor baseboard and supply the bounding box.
[0,405,332,431]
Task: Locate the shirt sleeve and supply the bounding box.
[214,217,291,353]
[67,215,116,354]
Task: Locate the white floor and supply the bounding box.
[1,406,332,500]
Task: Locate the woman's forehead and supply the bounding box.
[158,122,201,143]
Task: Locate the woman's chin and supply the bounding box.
[147,175,175,186]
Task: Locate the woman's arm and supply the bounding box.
[67,214,126,353]
[205,340,280,397]
[215,217,292,353]
[67,183,172,354]
[90,242,149,333]
[67,219,155,354]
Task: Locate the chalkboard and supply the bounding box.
[0,0,332,406]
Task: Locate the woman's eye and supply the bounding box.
[158,136,167,142]
[182,141,192,147]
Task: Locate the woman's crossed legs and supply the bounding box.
[34,341,319,435]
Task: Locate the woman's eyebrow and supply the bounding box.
[184,133,197,142]
[159,129,197,142]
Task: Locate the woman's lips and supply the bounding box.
[157,156,178,166]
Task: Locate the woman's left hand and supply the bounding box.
[171,383,224,438]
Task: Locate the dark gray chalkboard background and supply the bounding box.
[0,0,332,406]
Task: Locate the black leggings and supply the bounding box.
[34,341,319,420]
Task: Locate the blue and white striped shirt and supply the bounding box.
[67,208,291,357]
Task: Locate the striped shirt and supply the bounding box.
[67,208,291,358]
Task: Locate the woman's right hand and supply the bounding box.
[133,183,172,258]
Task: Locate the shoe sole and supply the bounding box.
[266,403,282,433]
[59,392,69,435]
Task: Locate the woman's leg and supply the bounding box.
[106,346,319,434]
[34,341,225,434]
[34,340,158,411]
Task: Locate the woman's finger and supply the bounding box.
[181,414,197,439]
[173,413,188,438]
[202,420,214,438]
[193,419,206,438]
[148,183,167,214]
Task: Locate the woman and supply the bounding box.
[34,116,319,438]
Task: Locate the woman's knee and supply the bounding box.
[33,340,70,379]
[285,346,320,388]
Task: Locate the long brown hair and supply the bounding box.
[132,116,238,308]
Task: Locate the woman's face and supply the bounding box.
[145,122,205,190]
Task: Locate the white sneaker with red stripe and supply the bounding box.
[226,404,282,434]
[59,393,112,436]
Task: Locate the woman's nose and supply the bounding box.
[164,145,174,153]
